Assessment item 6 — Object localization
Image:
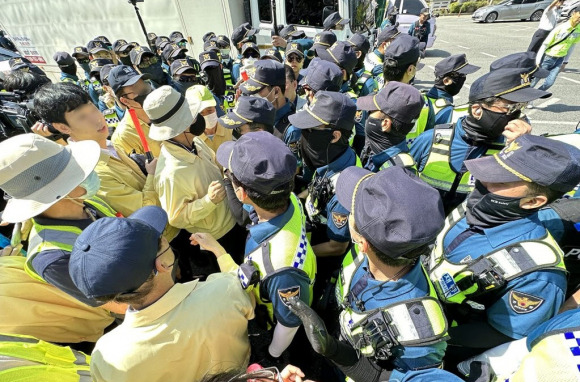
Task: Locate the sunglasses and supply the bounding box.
[493,101,528,115]
[287,54,303,63]
[138,56,159,69]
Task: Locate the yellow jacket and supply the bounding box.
[198,123,233,154]
[111,113,161,157]
[154,138,235,239]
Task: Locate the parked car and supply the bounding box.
[472,0,552,22]
[561,0,580,18]
[394,0,437,48]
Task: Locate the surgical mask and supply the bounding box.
[220,49,231,60]
[464,107,521,144]
[466,181,536,228]
[255,87,275,103]
[77,171,101,200]
[189,116,206,136]
[203,112,218,129]
[140,62,166,85]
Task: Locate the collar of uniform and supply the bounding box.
[275,98,294,125]
[480,212,544,249]
[60,72,79,81]
[123,281,199,327]
[426,86,453,103]
[373,49,384,61]
[247,200,295,247]
[162,139,200,162]
[33,215,94,231]
[340,82,353,94]
[370,140,409,169]
[315,147,356,177]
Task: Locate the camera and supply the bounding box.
[0,91,58,142]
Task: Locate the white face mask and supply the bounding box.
[203,112,219,129]
[78,171,101,200]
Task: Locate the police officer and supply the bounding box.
[169,30,187,47]
[216,34,233,70]
[274,24,314,56]
[347,33,377,97]
[155,36,171,70]
[241,60,295,140]
[53,51,84,88]
[202,31,216,43]
[8,57,45,76]
[323,11,350,31]
[146,32,157,48]
[170,58,201,94]
[240,42,261,65]
[192,131,317,363]
[86,40,114,61]
[112,39,134,66]
[71,46,92,80]
[162,42,188,67]
[285,42,305,83]
[307,31,337,59]
[426,54,480,125]
[410,67,549,213]
[130,45,178,91]
[261,48,284,63]
[199,49,234,115]
[357,81,423,172]
[87,58,113,106]
[363,25,401,88]
[287,165,452,382]
[99,63,125,130]
[427,135,580,367]
[230,22,259,83]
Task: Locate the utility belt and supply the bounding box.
[305,172,340,225]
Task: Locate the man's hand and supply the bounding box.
[1,244,23,257]
[190,232,227,258]
[279,364,312,382]
[30,121,55,138]
[271,36,288,48]
[145,157,158,175]
[503,119,532,144]
[208,180,226,204]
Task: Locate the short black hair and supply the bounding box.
[3,71,51,98]
[527,182,565,204]
[284,64,296,83]
[33,82,91,125]
[383,60,415,82]
[231,173,292,212]
[248,122,273,134]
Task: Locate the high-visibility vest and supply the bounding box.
[0,333,91,382]
[239,193,317,323]
[25,197,118,283]
[377,152,417,173]
[428,97,454,120]
[222,68,236,113]
[405,95,434,146]
[427,203,566,305]
[336,245,449,360]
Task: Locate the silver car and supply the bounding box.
[472,0,552,23]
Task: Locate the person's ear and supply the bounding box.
[155,252,174,274]
[471,104,483,120]
[331,130,342,143]
[355,51,362,59]
[443,76,453,86]
[381,117,392,133]
[342,69,348,81]
[51,122,71,135]
[520,195,548,210]
[360,236,371,254]
[407,64,416,77]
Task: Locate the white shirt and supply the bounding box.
[538,7,561,31]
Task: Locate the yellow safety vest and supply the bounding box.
[419,124,503,195]
[0,333,91,382]
[405,95,433,145]
[336,245,448,360]
[25,197,118,283]
[103,108,119,131]
[240,193,317,322]
[427,97,454,120]
[451,104,470,124]
[222,68,236,113]
[378,152,417,173]
[427,203,567,305]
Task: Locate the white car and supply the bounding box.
[561,0,580,18]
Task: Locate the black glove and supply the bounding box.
[286,296,333,356]
[129,151,148,176]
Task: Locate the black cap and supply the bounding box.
[108,65,147,94]
[199,50,221,70]
[100,64,116,85]
[216,35,231,49]
[169,31,185,43]
[336,166,445,259]
[155,36,170,49]
[357,81,423,125]
[261,48,283,63]
[216,131,297,194]
[72,46,89,58]
[377,25,401,44]
[384,34,420,67]
[113,39,132,53]
[87,40,109,54]
[240,59,286,95]
[232,22,259,46]
[53,51,75,66]
[218,96,276,129]
[147,32,157,43]
[8,57,37,72]
[241,42,260,57]
[469,67,551,103]
[300,58,343,92]
[130,46,155,65]
[466,135,580,193]
[310,31,337,56]
[323,11,350,30]
[93,35,111,45]
[202,32,216,43]
[89,59,113,76]
[490,52,549,79]
[162,43,187,61]
[289,91,356,131]
[347,33,371,53]
[318,41,358,73]
[434,54,480,78]
[170,58,198,76]
[286,42,304,58]
[280,25,306,40]
[203,40,220,52]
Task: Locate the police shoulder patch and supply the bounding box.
[509,290,544,314]
[331,212,348,229]
[354,110,363,123]
[278,286,300,306]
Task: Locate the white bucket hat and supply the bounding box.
[145,85,202,141]
[0,134,101,223]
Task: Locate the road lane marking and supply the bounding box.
[560,76,580,85]
[439,39,450,43]
[480,52,496,57]
[525,97,560,116]
[529,121,577,125]
[456,44,470,49]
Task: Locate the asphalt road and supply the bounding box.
[413,15,580,135]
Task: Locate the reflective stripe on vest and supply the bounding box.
[427,203,566,305]
[25,197,118,283]
[378,152,417,173]
[0,333,91,381]
[241,193,317,321]
[419,124,502,194]
[103,108,119,129]
[429,97,453,117]
[336,247,448,358]
[451,104,469,124]
[405,95,432,145]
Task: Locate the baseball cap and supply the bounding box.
[162,43,187,61]
[384,34,421,67]
[202,31,216,43]
[53,51,75,67]
[100,64,116,85]
[186,85,217,110]
[108,65,148,94]
[130,46,155,66]
[318,41,358,73]
[89,59,113,76]
[218,96,276,130]
[323,11,350,30]
[8,57,36,72]
[289,91,356,131]
[199,50,221,71]
[377,25,401,44]
[336,166,445,259]
[261,48,283,63]
[113,39,132,53]
[145,86,197,141]
[469,67,551,102]
[465,135,580,193]
[347,33,371,53]
[169,31,186,43]
[300,58,343,91]
[420,7,431,16]
[216,35,231,49]
[357,81,423,125]
[232,22,259,45]
[69,206,169,299]
[147,32,157,43]
[240,59,286,95]
[286,42,304,58]
[203,40,220,52]
[72,46,89,58]
[309,31,337,57]
[0,134,101,223]
[280,25,306,40]
[93,35,111,46]
[155,36,170,49]
[216,131,297,194]
[490,52,549,79]
[241,42,260,57]
[170,58,198,76]
[434,54,480,78]
[86,40,109,54]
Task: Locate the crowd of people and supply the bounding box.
[0,6,579,382]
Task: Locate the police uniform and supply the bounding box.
[87,59,112,107]
[200,49,235,115]
[365,26,402,90]
[427,135,580,345]
[308,31,338,59]
[347,34,378,98]
[54,51,91,93]
[230,23,259,83]
[131,46,180,92]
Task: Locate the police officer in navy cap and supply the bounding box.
[241,60,295,140]
[284,42,305,82]
[131,46,178,91]
[425,54,480,125]
[323,11,350,31]
[216,35,233,69]
[99,63,125,126]
[169,31,187,47]
[286,165,454,381]
[146,32,157,47]
[113,39,134,66]
[72,46,92,79]
[230,22,259,83]
[364,24,401,86]
[308,31,338,59]
[261,48,283,63]
[219,95,276,138]
[87,40,114,62]
[170,58,200,94]
[202,31,216,43]
[410,67,550,213]
[427,135,580,369]
[347,33,377,97]
[162,43,188,67]
[272,25,314,63]
[87,58,113,106]
[357,81,423,172]
[200,50,234,115]
[54,52,81,85]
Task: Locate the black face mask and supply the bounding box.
[189,116,206,136]
[300,128,349,170]
[61,64,77,76]
[364,116,405,155]
[435,76,466,97]
[204,66,226,96]
[132,87,153,108]
[119,56,132,66]
[140,63,166,85]
[466,181,537,228]
[464,107,521,144]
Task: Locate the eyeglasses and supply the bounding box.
[228,366,283,382]
[287,54,303,63]
[492,101,528,115]
[244,52,260,59]
[138,56,159,69]
[77,58,90,64]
